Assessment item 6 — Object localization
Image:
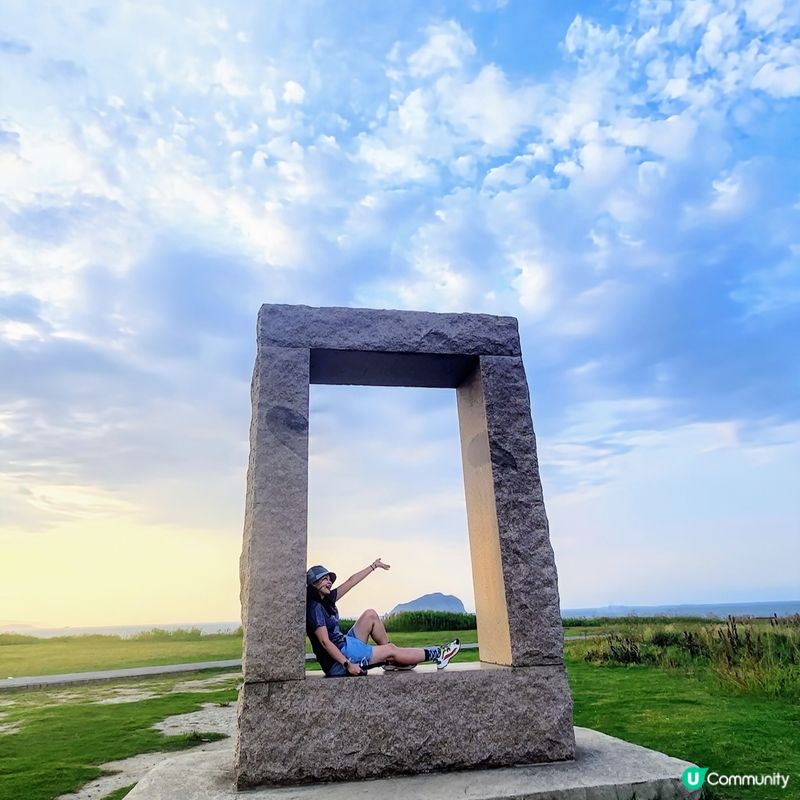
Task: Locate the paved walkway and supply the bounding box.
[2,639,595,691]
[1,659,244,691]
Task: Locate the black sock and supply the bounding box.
[424,646,441,661]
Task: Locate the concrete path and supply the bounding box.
[1,659,244,691]
[2,639,596,691]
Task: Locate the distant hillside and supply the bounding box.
[389,592,466,615]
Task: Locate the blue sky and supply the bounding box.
[1,0,798,626]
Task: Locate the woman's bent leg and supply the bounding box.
[370,644,425,666]
[350,609,390,645]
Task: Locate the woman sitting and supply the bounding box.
[306,560,460,677]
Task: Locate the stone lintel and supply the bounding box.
[259,304,521,357]
[235,664,575,787]
[240,345,310,683]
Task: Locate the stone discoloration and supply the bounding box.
[236,666,574,787]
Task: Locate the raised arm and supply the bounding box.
[336,558,390,599]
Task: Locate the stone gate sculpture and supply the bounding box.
[236,304,575,787]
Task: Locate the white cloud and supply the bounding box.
[510,254,552,316]
[563,15,623,60]
[547,419,800,606]
[213,58,251,97]
[2,0,798,624]
[407,20,476,77]
[483,155,535,189]
[438,64,540,150]
[282,80,306,104]
[744,0,787,31]
[751,62,800,97]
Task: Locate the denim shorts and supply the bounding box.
[327,629,374,677]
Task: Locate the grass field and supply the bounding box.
[0,629,479,677]
[0,637,241,678]
[0,625,652,678]
[566,656,800,800]
[2,620,797,800]
[2,618,776,678]
[0,672,238,800]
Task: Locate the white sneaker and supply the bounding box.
[382,663,416,671]
[435,638,461,670]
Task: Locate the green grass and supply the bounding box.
[377,629,477,647]
[383,610,478,631]
[0,637,243,677]
[577,619,800,700]
[0,679,237,800]
[8,616,770,677]
[102,785,135,800]
[565,651,800,800]
[0,629,479,677]
[2,633,798,800]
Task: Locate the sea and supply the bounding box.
[561,600,800,619]
[0,621,241,639]
[3,600,799,638]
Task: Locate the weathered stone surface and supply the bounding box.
[259,304,521,356]
[240,345,310,683]
[235,664,575,787]
[457,356,564,667]
[480,355,565,666]
[129,727,701,800]
[239,305,574,786]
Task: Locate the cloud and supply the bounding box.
[0,37,31,54]
[1,0,798,622]
[0,291,44,324]
[282,79,306,104]
[751,63,800,97]
[308,384,474,614]
[40,58,86,80]
[0,129,21,152]
[406,20,476,77]
[547,419,800,605]
[5,194,122,244]
[438,64,540,150]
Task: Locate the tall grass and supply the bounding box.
[338,611,476,633]
[130,628,205,641]
[384,611,477,631]
[584,616,800,699]
[0,634,40,645]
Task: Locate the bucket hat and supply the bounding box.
[306,565,336,586]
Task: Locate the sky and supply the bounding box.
[1,0,799,628]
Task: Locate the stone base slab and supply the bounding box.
[127,727,701,800]
[236,663,575,787]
